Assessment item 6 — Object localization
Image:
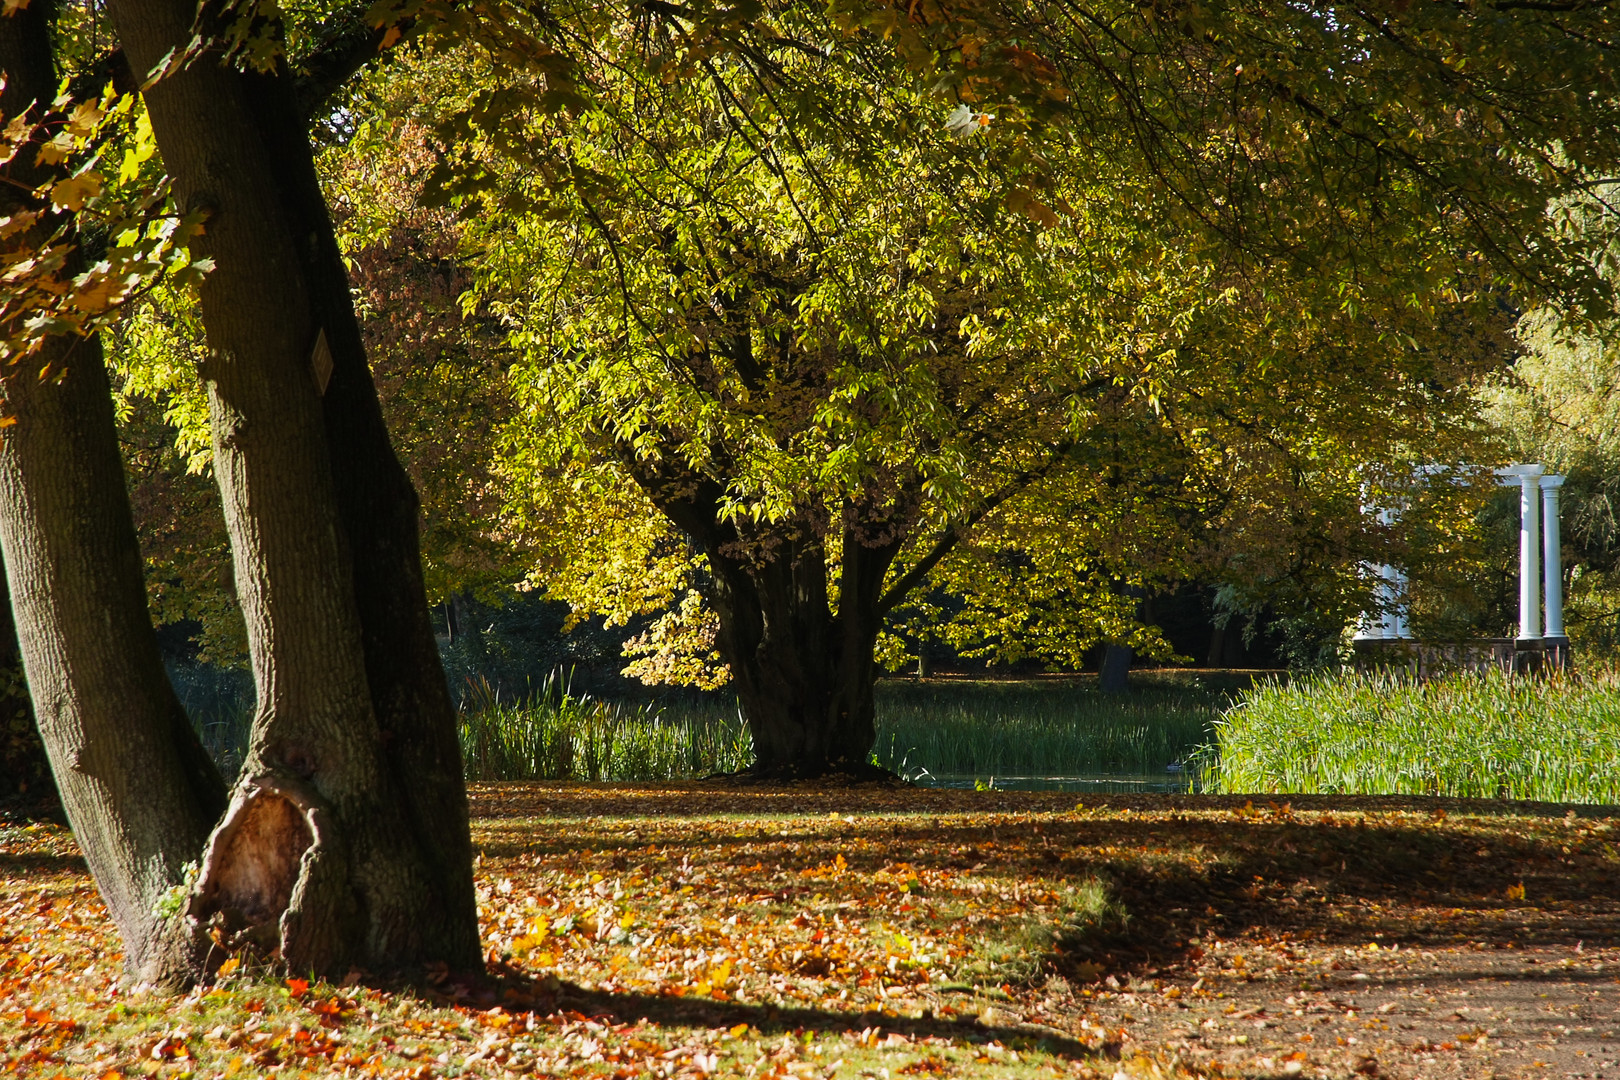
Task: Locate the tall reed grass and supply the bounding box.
[1205,667,1620,803]
[457,673,1222,783]
[869,679,1217,780]
[457,673,752,781]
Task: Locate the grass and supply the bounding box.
[869,677,1221,783]
[457,672,1229,785]
[458,672,754,782]
[1206,666,1620,803]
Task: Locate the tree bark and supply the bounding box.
[628,459,899,776]
[0,2,227,986]
[108,0,480,979]
[242,62,478,953]
[0,559,52,809]
[1098,643,1132,693]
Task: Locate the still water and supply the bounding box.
[913,771,1198,794]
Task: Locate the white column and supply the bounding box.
[1390,566,1411,639]
[1353,498,1388,641]
[1541,474,1566,639]
[1496,464,1544,641]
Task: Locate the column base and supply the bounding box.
[1541,636,1572,671]
[1512,638,1544,675]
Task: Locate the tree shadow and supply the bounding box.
[431,967,1115,1064]
[471,788,1620,989]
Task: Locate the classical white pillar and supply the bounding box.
[1390,566,1411,639]
[1496,465,1544,641]
[1541,474,1566,641]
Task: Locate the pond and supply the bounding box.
[912,770,1200,794]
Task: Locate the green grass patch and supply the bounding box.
[870,678,1221,782]
[956,876,1128,987]
[459,674,1227,784]
[1205,667,1620,803]
[458,673,753,782]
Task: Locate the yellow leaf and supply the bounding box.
[119,112,156,184]
[2,0,30,14]
[381,25,403,48]
[728,1023,749,1038]
[34,131,73,167]
[49,172,102,212]
[64,101,105,139]
[216,956,240,976]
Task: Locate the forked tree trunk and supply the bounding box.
[108,0,481,980]
[0,3,227,986]
[710,526,898,775]
[632,464,900,776]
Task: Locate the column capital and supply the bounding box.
[1540,473,1566,490]
[1496,463,1545,483]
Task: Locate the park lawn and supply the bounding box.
[3,784,1619,1079]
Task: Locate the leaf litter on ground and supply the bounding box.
[3,784,1620,1078]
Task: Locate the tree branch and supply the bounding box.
[876,438,1076,617]
[292,6,406,121]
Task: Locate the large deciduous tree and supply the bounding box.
[96,0,481,980]
[428,2,1509,776]
[2,0,482,986]
[0,3,226,983]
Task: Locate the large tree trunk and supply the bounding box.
[243,70,479,947]
[708,533,889,776]
[631,462,897,776]
[0,3,227,986]
[109,0,481,979]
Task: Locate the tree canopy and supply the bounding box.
[315,0,1520,769]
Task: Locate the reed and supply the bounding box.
[457,672,753,782]
[1205,667,1620,803]
[868,679,1217,781]
[458,673,1223,783]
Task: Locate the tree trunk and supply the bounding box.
[708,532,882,775]
[0,559,52,809]
[1099,643,1132,693]
[242,65,479,955]
[630,463,897,776]
[109,0,481,980]
[0,3,227,986]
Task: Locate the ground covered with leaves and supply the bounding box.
[4,784,1619,1079]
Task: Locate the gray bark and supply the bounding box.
[107,0,480,979]
[0,2,227,986]
[1099,643,1132,693]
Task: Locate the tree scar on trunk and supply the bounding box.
[188,773,346,973]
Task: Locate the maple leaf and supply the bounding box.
[49,171,103,213]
